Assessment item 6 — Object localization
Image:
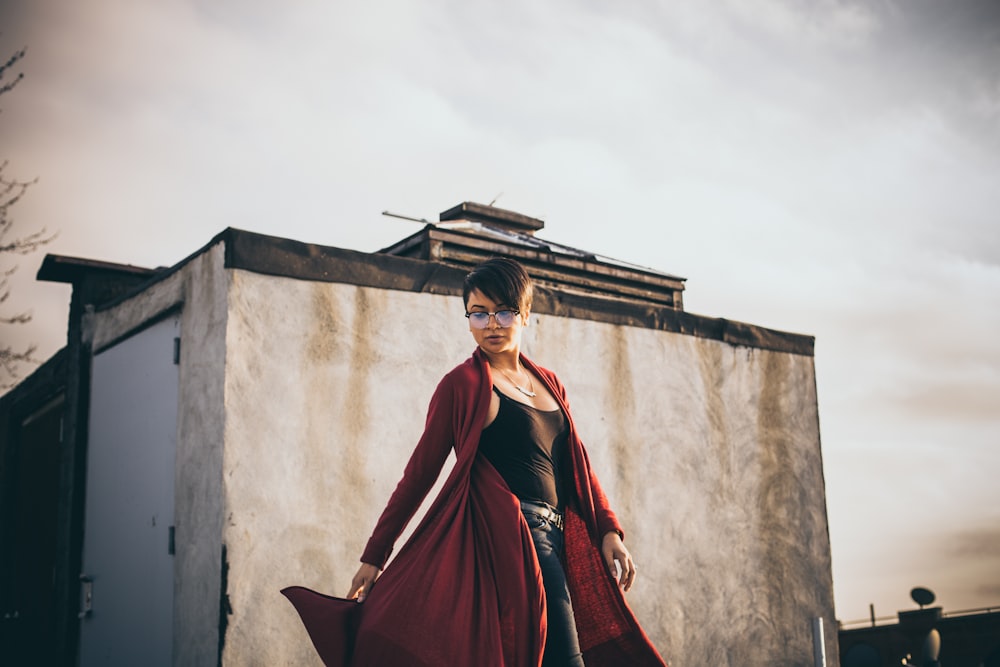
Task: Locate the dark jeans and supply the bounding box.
[521,501,586,667]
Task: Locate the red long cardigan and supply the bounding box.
[284,349,667,666]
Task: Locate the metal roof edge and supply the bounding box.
[533,287,815,357]
[225,228,813,356]
[43,227,814,357]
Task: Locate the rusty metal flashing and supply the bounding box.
[224,228,814,356]
[224,227,467,296]
[533,287,814,356]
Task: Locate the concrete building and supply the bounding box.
[1,202,838,665]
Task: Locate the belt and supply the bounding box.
[520,500,564,530]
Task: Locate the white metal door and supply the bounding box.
[79,314,179,666]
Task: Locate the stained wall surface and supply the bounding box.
[85,245,228,666]
[219,269,838,666]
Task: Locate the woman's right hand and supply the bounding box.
[347,562,381,602]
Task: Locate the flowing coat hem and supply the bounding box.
[284,349,667,666]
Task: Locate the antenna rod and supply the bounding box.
[382,211,433,225]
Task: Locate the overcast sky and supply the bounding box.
[2,0,998,623]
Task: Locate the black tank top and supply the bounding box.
[478,387,570,509]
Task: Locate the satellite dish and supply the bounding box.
[911,587,936,608]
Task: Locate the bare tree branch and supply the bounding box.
[0,47,26,97]
[1,161,54,254]
[0,344,39,390]
[1,45,56,390]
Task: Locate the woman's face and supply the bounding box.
[465,288,529,356]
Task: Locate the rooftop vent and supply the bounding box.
[439,202,544,236]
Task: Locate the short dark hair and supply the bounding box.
[463,257,533,313]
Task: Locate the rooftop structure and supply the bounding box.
[380,201,687,310]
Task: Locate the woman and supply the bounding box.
[286,258,666,666]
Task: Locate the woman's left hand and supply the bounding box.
[602,531,636,592]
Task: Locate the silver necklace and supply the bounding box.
[498,367,536,397]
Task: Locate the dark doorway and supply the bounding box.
[1,395,64,666]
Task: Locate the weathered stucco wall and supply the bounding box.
[219,269,837,666]
[219,271,468,665]
[86,245,228,666]
[173,245,228,666]
[530,315,837,665]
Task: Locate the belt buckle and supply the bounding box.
[521,501,564,530]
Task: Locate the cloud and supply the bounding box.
[943,524,1000,607]
[977,583,1000,599]
[862,0,1000,142]
[3,0,1000,626]
[952,526,1000,559]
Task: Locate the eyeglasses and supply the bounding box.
[465,310,520,329]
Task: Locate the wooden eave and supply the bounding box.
[37,255,159,285]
